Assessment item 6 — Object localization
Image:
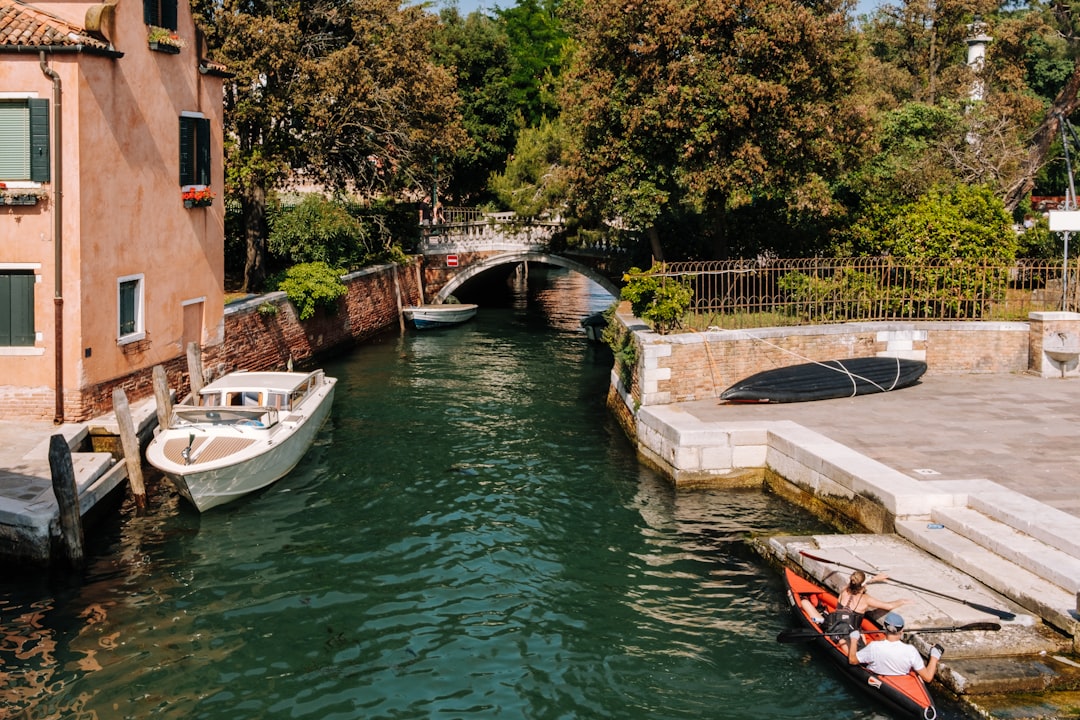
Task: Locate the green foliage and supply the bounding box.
[620,264,694,334]
[432,8,520,202]
[276,262,348,321]
[562,0,865,259]
[778,269,885,323]
[498,0,569,127]
[884,184,1017,264]
[600,306,638,389]
[268,194,418,270]
[270,195,366,267]
[489,118,570,215]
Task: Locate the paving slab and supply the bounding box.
[675,372,1080,519]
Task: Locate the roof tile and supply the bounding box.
[0,0,110,50]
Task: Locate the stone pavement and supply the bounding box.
[676,371,1080,519]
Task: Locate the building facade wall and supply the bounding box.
[0,1,225,421]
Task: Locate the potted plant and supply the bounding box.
[182,187,215,208]
[148,26,185,53]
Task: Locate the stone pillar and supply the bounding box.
[1029,312,1080,377]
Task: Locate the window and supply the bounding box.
[0,270,35,347]
[179,114,211,188]
[0,99,49,183]
[144,0,178,30]
[118,274,145,342]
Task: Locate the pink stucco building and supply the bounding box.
[0,0,226,421]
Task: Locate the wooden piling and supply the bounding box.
[187,341,204,396]
[48,434,84,567]
[393,264,406,333]
[152,365,172,432]
[112,387,147,511]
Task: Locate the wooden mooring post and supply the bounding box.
[48,434,84,567]
[152,364,172,431]
[187,341,204,396]
[113,388,147,511]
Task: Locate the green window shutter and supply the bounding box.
[179,116,194,185]
[162,0,178,31]
[0,273,35,347]
[0,103,30,180]
[28,99,50,183]
[197,117,211,186]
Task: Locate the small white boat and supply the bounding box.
[145,369,337,511]
[402,303,478,329]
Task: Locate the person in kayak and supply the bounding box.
[847,612,944,681]
[800,569,911,634]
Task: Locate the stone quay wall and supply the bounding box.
[608,309,1080,491]
[621,317,1033,409]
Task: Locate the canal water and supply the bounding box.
[0,268,968,719]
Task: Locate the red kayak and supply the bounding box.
[782,567,937,720]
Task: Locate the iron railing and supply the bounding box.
[631,258,1079,329]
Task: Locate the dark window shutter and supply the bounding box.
[162,0,178,31]
[179,116,194,185]
[197,117,211,186]
[144,0,159,26]
[28,99,49,183]
[0,272,35,347]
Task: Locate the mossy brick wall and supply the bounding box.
[0,263,419,422]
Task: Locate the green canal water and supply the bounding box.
[0,269,972,719]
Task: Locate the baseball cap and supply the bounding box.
[882,612,905,632]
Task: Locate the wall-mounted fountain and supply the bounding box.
[1030,312,1080,378]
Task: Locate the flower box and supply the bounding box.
[182,188,215,208]
[0,191,43,206]
[149,41,181,54]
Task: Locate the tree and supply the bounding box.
[560,0,867,261]
[489,118,570,216]
[192,0,468,291]
[498,0,569,127]
[432,8,520,202]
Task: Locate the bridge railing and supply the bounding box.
[420,208,565,251]
[631,257,1075,328]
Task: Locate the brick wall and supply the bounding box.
[612,309,1033,408]
[0,263,420,422]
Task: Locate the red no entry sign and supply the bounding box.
[446,254,459,267]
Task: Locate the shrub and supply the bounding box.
[620,264,693,334]
[276,262,347,321]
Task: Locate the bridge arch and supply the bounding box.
[434,251,621,302]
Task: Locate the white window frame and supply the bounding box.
[117,273,146,344]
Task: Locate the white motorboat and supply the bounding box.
[402,303,478,329]
[146,369,337,511]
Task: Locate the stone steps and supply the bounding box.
[896,493,1080,639]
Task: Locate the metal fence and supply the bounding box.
[633,258,1078,329]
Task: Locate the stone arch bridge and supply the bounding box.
[415,210,626,303]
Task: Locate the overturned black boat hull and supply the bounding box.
[721,356,927,403]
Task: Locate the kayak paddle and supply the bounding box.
[776,621,1001,644]
[798,550,1017,621]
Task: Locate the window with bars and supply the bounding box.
[0,99,50,183]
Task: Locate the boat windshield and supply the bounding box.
[172,407,278,428]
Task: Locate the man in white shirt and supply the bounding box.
[847,612,943,682]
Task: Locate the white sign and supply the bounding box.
[1049,211,1080,232]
